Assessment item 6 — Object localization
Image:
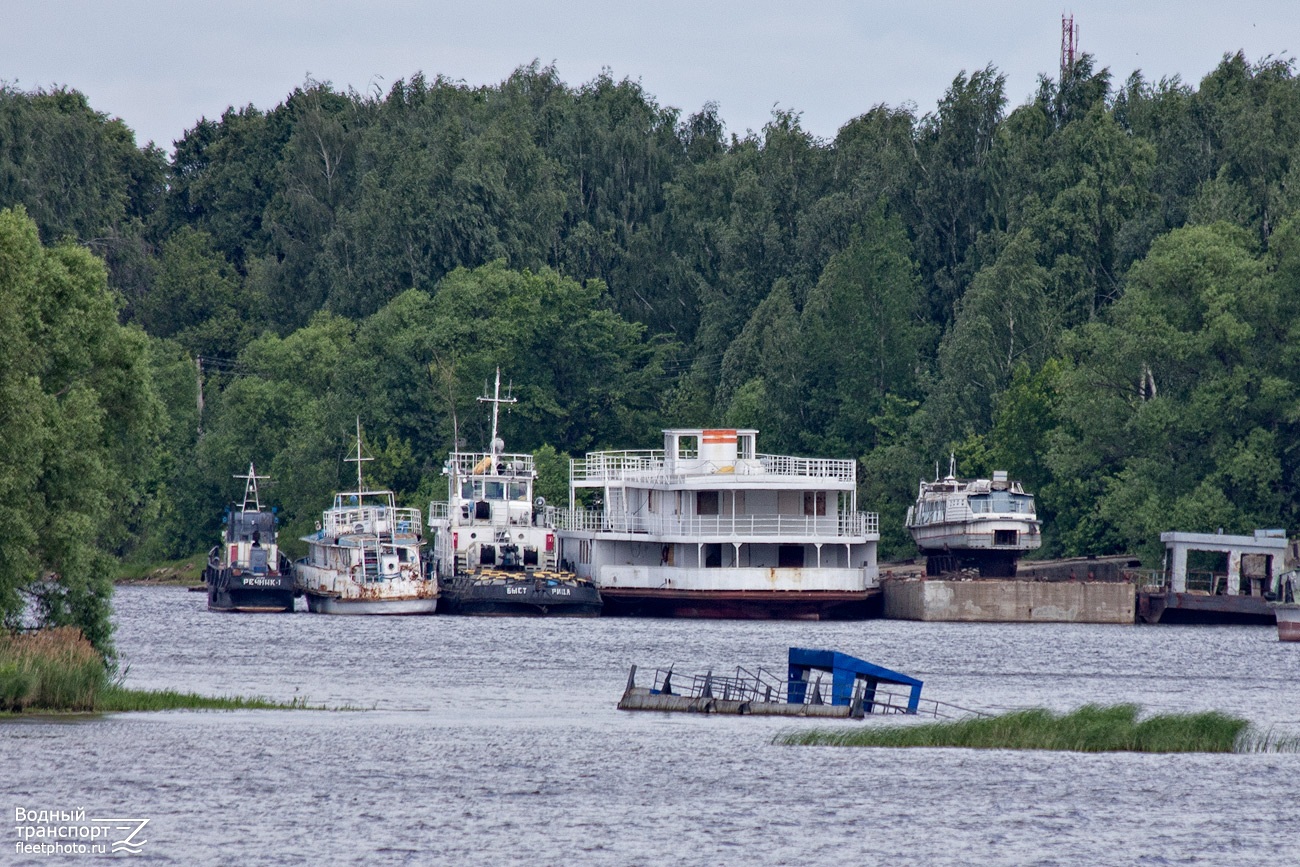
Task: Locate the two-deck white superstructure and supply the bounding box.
[556,429,880,619]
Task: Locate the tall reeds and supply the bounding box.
[777,704,1290,753]
[0,627,108,712]
[1,626,323,712]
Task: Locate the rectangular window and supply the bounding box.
[803,491,826,516]
[697,491,719,516]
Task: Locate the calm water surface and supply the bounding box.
[5,587,1300,865]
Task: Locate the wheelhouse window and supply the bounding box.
[968,492,1035,514]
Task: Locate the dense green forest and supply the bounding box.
[5,53,1300,648]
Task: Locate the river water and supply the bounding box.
[5,587,1300,865]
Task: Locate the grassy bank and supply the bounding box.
[113,551,208,585]
[1,628,314,713]
[777,704,1296,753]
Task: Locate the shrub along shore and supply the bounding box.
[777,704,1299,754]
[1,627,313,713]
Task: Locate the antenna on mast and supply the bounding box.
[234,462,269,511]
[1061,12,1079,80]
[477,368,517,469]
[344,417,373,492]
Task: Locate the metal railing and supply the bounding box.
[645,667,983,719]
[571,451,857,485]
[555,509,879,538]
[446,451,536,475]
[1124,568,1223,594]
[322,506,422,537]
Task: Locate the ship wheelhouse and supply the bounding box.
[429,448,560,576]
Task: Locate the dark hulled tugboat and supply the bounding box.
[427,369,601,616]
[204,463,295,612]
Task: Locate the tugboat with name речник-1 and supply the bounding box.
[204,462,295,613]
[427,369,600,616]
[294,422,438,615]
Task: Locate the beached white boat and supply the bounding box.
[556,428,880,619]
[905,457,1041,576]
[295,424,436,614]
[427,370,600,615]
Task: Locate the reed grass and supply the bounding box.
[1,628,318,713]
[95,688,321,711]
[0,627,107,712]
[776,704,1288,753]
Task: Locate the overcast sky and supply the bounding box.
[4,1,1296,152]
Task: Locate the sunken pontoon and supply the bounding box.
[617,647,964,719]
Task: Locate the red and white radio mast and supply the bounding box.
[1061,13,1080,79]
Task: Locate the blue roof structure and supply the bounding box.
[787,647,924,713]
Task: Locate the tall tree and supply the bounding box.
[0,207,162,654]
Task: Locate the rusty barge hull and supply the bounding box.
[303,593,437,615]
[1137,590,1275,625]
[598,587,882,620]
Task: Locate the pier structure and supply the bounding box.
[1138,529,1288,624]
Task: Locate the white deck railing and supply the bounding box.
[571,451,856,485]
[556,509,878,538]
[445,451,536,475]
[322,506,422,537]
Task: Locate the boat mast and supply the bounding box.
[345,417,373,492]
[234,462,269,511]
[477,368,516,474]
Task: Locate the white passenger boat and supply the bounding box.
[556,428,880,619]
[427,370,600,615]
[295,424,437,614]
[905,456,1041,577]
